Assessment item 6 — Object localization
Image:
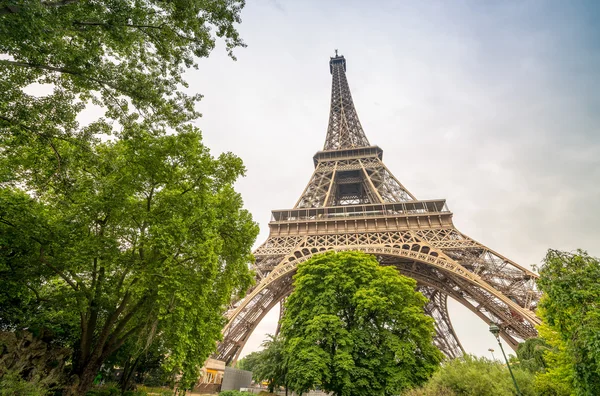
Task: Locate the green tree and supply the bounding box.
[1,0,244,182]
[1,1,253,394]
[536,249,600,395]
[236,351,261,373]
[235,335,288,393]
[0,129,258,395]
[511,338,551,374]
[533,320,574,396]
[251,335,288,394]
[280,251,443,396]
[405,355,537,396]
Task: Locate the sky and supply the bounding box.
[184,0,600,359]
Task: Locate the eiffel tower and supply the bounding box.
[217,53,541,363]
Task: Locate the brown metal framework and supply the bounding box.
[216,54,541,364]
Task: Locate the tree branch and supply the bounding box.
[72,21,198,43]
[73,21,166,30]
[42,0,81,7]
[0,5,20,15]
[0,59,119,90]
[39,246,79,292]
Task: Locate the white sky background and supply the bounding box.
[183,0,600,359]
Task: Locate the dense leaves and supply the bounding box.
[535,249,600,396]
[0,129,258,394]
[280,251,443,396]
[511,338,551,374]
[1,1,253,394]
[0,330,70,395]
[0,0,245,148]
[237,335,287,393]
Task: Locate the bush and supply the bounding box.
[219,391,254,396]
[405,355,537,396]
[0,370,49,396]
[86,383,120,396]
[137,386,172,396]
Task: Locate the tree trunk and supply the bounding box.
[68,359,103,396]
[120,355,140,392]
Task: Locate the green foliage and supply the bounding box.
[0,330,69,395]
[236,351,261,372]
[2,1,252,393]
[0,0,245,182]
[0,370,49,396]
[512,338,551,373]
[536,249,600,395]
[405,355,537,396]
[241,335,286,392]
[86,383,152,396]
[218,391,254,396]
[280,251,443,396]
[137,386,171,396]
[0,129,258,394]
[85,383,120,396]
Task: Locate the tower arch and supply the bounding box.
[218,243,538,364]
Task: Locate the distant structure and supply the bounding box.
[217,53,541,363]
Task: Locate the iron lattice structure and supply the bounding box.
[217,54,541,363]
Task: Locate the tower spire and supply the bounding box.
[324,53,370,151]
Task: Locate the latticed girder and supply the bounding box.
[294,156,415,208]
[217,228,541,363]
[323,55,370,150]
[419,286,465,359]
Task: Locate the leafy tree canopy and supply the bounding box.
[1,0,246,194]
[280,251,443,396]
[0,0,244,140]
[242,335,287,393]
[236,351,261,373]
[510,338,551,374]
[0,129,258,394]
[536,249,600,396]
[1,1,254,394]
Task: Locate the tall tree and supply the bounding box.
[280,251,443,396]
[536,249,600,396]
[1,1,253,394]
[0,129,258,395]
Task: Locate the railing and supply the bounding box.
[271,200,450,223]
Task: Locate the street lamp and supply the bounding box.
[488,348,495,360]
[489,324,521,396]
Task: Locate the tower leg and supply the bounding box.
[419,286,465,359]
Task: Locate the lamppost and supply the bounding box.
[489,324,521,396]
[488,348,496,360]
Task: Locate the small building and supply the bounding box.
[196,358,225,394]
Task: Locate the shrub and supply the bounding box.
[405,355,537,396]
[0,370,49,396]
[219,391,254,396]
